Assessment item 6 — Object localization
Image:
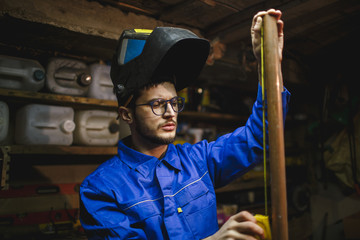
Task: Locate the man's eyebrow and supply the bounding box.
[139,97,163,104]
[147,96,176,102]
[147,97,163,102]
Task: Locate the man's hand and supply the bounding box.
[203,211,264,240]
[251,9,284,62]
[251,9,284,89]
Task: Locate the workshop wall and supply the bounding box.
[0,0,359,239]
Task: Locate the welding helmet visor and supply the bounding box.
[110,27,210,106]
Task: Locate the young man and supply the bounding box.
[80,9,290,240]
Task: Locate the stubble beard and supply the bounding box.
[134,117,176,145]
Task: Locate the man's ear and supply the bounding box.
[118,106,133,124]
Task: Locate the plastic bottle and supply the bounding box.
[46,57,92,96]
[87,63,117,101]
[73,110,119,146]
[15,104,75,145]
[0,55,45,92]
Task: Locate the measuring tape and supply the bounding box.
[256,20,272,240]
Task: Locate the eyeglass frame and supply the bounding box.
[135,96,185,116]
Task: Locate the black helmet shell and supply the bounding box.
[111,27,210,106]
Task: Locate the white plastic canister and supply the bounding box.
[73,110,119,146]
[15,104,76,145]
[0,101,9,142]
[46,58,92,96]
[0,55,45,92]
[87,63,116,101]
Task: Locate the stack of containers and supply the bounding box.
[87,63,117,101]
[0,55,47,145]
[0,55,127,146]
[80,63,129,145]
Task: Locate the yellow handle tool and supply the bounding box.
[255,214,272,240]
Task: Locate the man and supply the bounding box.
[80,9,289,240]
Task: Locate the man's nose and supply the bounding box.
[163,102,176,117]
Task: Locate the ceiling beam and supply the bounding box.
[203,0,348,45]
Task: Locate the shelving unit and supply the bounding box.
[0,87,120,190]
[0,4,263,238]
[0,87,249,189]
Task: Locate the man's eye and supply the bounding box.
[171,99,178,106]
[152,100,163,108]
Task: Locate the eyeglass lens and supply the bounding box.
[152,97,184,115]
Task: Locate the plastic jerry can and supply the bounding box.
[73,110,119,146]
[46,57,92,96]
[0,101,9,142]
[0,55,45,91]
[15,104,76,145]
[87,63,116,101]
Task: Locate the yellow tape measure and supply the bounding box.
[257,20,272,240]
[255,214,272,240]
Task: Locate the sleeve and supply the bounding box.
[79,179,147,240]
[190,84,291,188]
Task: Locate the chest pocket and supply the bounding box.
[174,176,218,238]
[174,178,215,214]
[123,200,162,224]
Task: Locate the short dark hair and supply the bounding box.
[127,75,176,110]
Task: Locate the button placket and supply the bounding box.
[155,161,194,239]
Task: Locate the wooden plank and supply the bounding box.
[0,88,118,109]
[8,145,117,155]
[204,0,352,47]
[159,0,237,29]
[0,0,164,40]
[216,178,265,193]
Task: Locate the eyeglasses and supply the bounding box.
[135,96,185,116]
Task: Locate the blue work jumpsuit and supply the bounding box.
[80,86,291,239]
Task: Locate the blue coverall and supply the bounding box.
[80,85,291,239]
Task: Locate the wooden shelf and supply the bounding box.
[0,88,118,110]
[215,170,267,193]
[3,145,117,155]
[0,89,248,156]
[0,88,249,123]
[216,179,265,193]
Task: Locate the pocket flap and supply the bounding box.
[175,180,209,207]
[123,200,161,222]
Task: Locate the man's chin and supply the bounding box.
[152,136,175,145]
[153,132,176,145]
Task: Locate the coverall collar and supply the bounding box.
[117,138,183,178]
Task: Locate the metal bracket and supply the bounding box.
[0,146,10,190]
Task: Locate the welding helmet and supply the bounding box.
[110,27,210,106]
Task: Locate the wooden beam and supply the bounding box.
[0,88,118,110]
[0,0,173,40]
[204,0,351,46]
[8,145,117,155]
